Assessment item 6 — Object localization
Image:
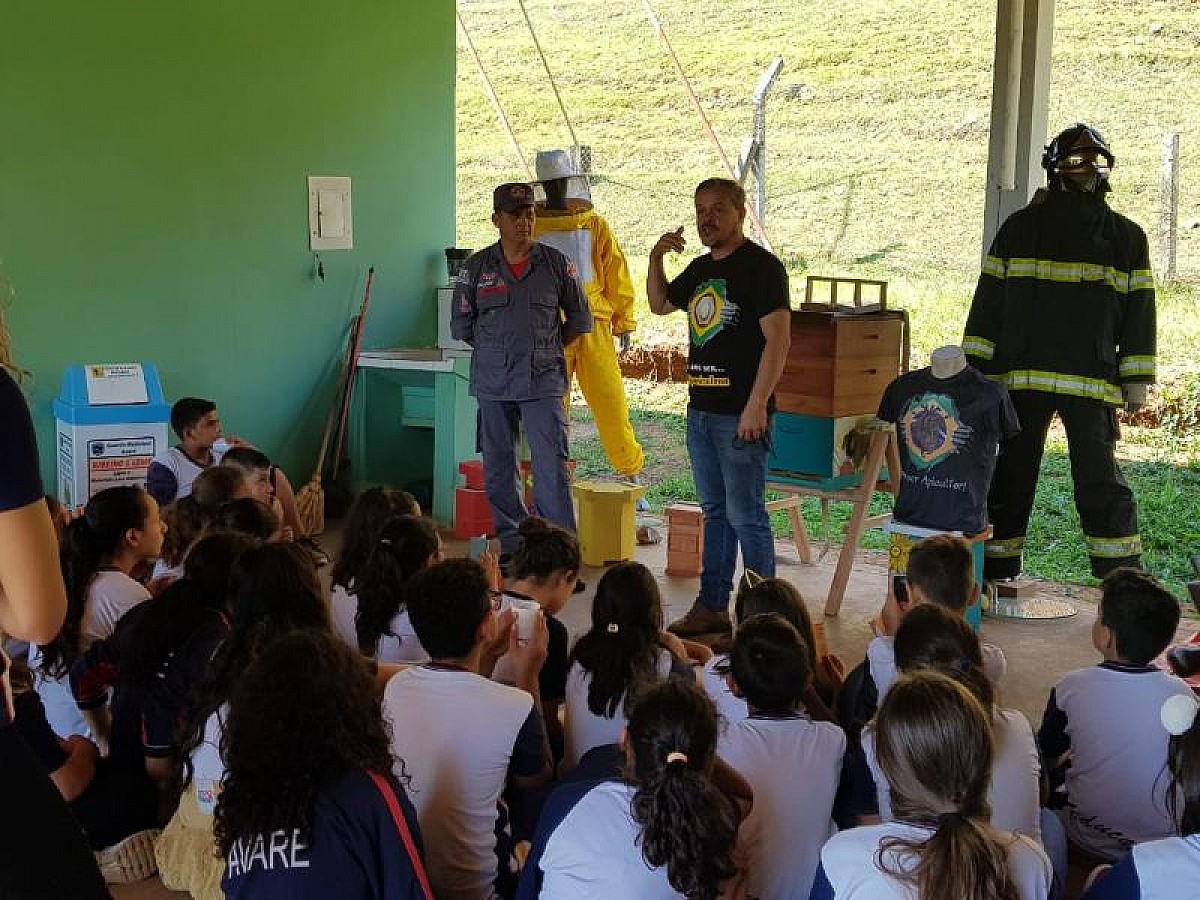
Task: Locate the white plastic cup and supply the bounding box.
[510,598,541,643]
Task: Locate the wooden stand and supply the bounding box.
[766,426,902,617]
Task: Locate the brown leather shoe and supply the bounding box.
[667,602,732,638]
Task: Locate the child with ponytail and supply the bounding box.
[563,561,695,770]
[331,514,441,663]
[518,679,740,900]
[33,485,166,738]
[812,670,1052,900]
[1081,691,1200,898]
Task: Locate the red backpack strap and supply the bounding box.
[368,770,435,900]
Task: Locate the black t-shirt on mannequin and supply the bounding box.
[878,365,1020,535]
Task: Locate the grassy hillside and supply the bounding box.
[455,0,1200,364]
[454,0,1200,594]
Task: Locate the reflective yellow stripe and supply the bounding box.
[985,536,1025,558]
[981,255,1007,279]
[1084,534,1143,559]
[1118,355,1155,378]
[993,258,1150,295]
[962,336,995,360]
[991,370,1124,405]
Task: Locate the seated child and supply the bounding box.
[869,534,1006,697]
[160,542,330,900]
[563,561,695,771]
[517,679,740,900]
[33,485,165,739]
[146,398,227,507]
[153,465,250,581]
[213,497,282,542]
[218,629,432,900]
[330,487,420,619]
[1082,692,1200,898]
[331,515,440,664]
[814,671,1052,900]
[1038,568,1190,861]
[856,603,1041,841]
[700,576,843,727]
[219,447,291,538]
[8,654,159,883]
[491,517,580,761]
[382,558,552,900]
[718,615,845,899]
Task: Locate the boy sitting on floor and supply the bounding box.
[1038,568,1190,862]
[147,397,322,562]
[383,558,553,900]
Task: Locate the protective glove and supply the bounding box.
[617,332,633,354]
[1122,382,1148,414]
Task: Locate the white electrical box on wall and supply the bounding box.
[308,176,353,250]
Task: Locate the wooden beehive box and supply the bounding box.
[665,503,704,577]
[775,277,905,418]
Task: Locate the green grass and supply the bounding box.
[461,0,1200,596]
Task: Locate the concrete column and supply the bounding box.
[981,0,1055,259]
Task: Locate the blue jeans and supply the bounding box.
[686,407,775,612]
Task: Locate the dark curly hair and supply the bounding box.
[40,486,149,678]
[354,515,440,656]
[178,543,330,790]
[332,487,419,591]
[159,466,249,568]
[214,628,399,855]
[570,562,669,717]
[626,679,739,900]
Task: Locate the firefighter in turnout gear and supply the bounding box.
[964,123,1155,579]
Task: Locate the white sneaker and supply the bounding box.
[95,828,161,884]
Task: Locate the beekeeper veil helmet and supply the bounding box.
[534,149,593,211]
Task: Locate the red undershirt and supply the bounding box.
[508,256,531,279]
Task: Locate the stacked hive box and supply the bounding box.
[665,503,704,576]
[770,305,905,487]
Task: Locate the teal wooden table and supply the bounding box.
[353,349,477,528]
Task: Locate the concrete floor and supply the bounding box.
[112,527,1191,899]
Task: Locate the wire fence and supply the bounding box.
[455,0,1200,286]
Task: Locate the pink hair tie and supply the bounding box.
[665,751,688,766]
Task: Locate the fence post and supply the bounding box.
[1159,132,1180,283]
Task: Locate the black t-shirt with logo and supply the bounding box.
[667,240,790,414]
[878,365,1020,535]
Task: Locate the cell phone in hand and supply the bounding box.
[893,574,909,607]
[468,535,488,561]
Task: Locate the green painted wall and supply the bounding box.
[0,0,455,487]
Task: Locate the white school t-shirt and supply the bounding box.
[382,666,539,900]
[32,569,150,738]
[537,780,685,900]
[329,584,427,664]
[191,705,227,815]
[717,714,845,899]
[150,445,226,502]
[867,633,1008,698]
[863,706,1042,841]
[699,654,748,727]
[1130,835,1200,900]
[1049,664,1192,859]
[563,649,678,770]
[816,821,1052,899]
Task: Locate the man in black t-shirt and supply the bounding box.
[647,179,791,637]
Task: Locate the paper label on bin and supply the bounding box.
[85,364,148,405]
[87,436,157,494]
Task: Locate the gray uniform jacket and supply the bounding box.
[452,241,593,401]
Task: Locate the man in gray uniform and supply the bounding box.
[452,182,592,555]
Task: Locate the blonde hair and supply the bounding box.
[0,262,21,377]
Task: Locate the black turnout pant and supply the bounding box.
[985,391,1141,580]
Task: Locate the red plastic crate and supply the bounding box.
[454,487,495,540]
[459,459,486,491]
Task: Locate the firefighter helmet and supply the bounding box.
[1042,123,1115,192]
